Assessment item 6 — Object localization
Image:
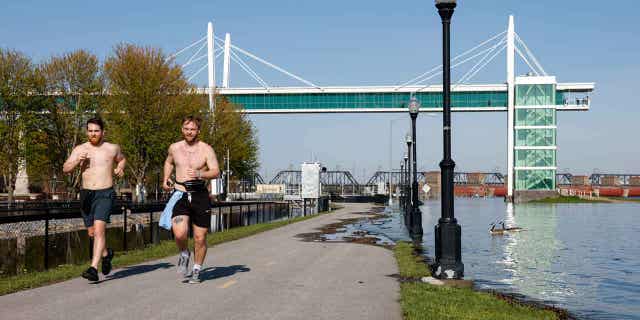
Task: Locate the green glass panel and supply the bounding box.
[515,129,555,147]
[515,169,555,190]
[515,149,556,167]
[516,84,555,106]
[515,108,555,126]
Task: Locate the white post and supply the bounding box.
[506,15,515,200]
[223,33,231,88]
[207,22,216,113]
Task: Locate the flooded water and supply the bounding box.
[377,198,640,320]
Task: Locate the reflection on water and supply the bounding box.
[382,198,640,320]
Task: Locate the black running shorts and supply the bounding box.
[79,187,115,227]
[172,190,211,229]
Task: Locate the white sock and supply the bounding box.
[193,264,202,271]
[181,250,190,258]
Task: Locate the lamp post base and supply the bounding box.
[433,221,464,279]
[410,206,423,236]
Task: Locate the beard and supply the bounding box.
[89,136,102,145]
[184,135,198,143]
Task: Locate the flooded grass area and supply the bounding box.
[394,241,562,320]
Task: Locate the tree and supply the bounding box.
[34,50,104,196]
[103,44,202,201]
[0,48,38,203]
[200,97,260,182]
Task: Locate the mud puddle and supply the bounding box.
[296,208,395,248]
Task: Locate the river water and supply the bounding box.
[378,198,640,319]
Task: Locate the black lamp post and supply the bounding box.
[403,153,409,211]
[408,96,423,237]
[405,133,413,228]
[400,162,405,210]
[434,0,464,279]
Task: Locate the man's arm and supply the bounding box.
[62,146,85,174]
[199,145,221,179]
[162,146,175,191]
[113,145,126,178]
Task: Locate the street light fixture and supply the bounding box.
[403,152,409,211]
[405,133,413,227]
[408,96,423,237]
[434,0,464,279]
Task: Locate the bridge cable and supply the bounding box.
[454,44,507,88]
[187,63,209,82]
[229,49,270,88]
[215,35,320,89]
[397,30,506,88]
[514,46,540,77]
[182,54,208,68]
[412,38,506,92]
[514,33,547,76]
[186,50,224,82]
[168,36,207,61]
[411,36,506,86]
[183,42,208,67]
[213,38,270,88]
[454,38,507,88]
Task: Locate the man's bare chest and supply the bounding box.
[86,147,115,168]
[174,147,206,168]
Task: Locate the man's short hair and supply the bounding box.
[86,117,104,130]
[182,115,202,129]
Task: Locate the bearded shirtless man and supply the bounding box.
[63,118,126,282]
[163,116,220,283]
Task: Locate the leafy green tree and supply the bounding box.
[200,97,260,182]
[103,44,202,201]
[0,48,38,203]
[33,50,104,196]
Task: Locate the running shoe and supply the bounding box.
[101,248,114,275]
[177,252,190,277]
[82,266,99,282]
[188,268,201,284]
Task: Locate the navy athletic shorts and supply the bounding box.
[79,187,115,227]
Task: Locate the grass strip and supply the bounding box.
[0,212,325,296]
[394,241,559,320]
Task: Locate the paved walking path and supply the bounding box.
[1,203,401,320]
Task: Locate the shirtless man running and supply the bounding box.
[163,115,220,283]
[63,118,126,282]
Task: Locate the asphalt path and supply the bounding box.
[0,203,401,320]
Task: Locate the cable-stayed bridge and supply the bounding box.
[171,16,593,114]
[170,15,594,200]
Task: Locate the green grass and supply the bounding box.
[530,195,609,204]
[394,242,430,279]
[394,241,559,320]
[0,212,325,296]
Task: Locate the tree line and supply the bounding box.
[0,45,259,202]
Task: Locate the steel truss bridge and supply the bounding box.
[557,173,640,186]
[269,170,361,195]
[268,170,506,195]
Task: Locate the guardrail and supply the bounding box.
[0,200,291,272]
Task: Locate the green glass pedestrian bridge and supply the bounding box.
[210,82,592,113]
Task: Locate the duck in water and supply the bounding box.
[489,221,524,235]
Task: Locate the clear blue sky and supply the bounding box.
[2,0,638,181]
